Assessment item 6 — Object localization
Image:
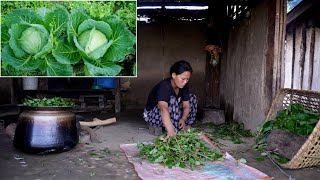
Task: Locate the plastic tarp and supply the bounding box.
[120,134,269,180]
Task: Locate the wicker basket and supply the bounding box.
[265,88,320,169]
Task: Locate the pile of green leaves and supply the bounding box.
[204,122,253,144]
[253,103,319,163]
[137,129,224,170]
[1,1,136,76]
[23,97,75,107]
[256,103,319,145]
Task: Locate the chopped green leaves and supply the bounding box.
[137,129,224,170]
[23,97,75,107]
[202,122,253,145]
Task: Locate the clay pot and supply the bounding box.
[13,106,79,154]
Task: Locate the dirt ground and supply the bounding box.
[0,109,319,180]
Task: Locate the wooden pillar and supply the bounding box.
[114,78,121,113]
[205,0,228,108]
[273,0,287,96]
[266,0,287,108]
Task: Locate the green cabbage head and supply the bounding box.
[19,27,48,55]
[78,28,107,54]
[73,19,113,60]
[1,7,72,76]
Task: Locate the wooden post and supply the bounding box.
[10,78,15,104]
[115,78,121,113]
[204,0,227,108]
[272,0,287,96]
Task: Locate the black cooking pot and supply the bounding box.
[13,106,79,154]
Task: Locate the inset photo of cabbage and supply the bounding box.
[1,1,136,77]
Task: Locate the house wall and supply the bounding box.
[0,78,13,105]
[220,0,274,131]
[283,7,320,91]
[120,22,207,110]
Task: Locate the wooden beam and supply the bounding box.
[137,2,208,7]
[287,0,314,25]
[79,117,116,127]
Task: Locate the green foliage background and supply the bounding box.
[1,1,136,34]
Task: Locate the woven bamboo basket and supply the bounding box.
[265,88,320,169]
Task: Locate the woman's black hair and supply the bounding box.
[169,60,193,76]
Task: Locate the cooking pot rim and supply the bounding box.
[18,105,74,111]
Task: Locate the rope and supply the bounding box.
[267,154,295,180]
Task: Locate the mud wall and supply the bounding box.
[121,22,207,110]
[220,0,274,131]
[0,78,13,105]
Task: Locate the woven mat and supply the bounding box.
[120,135,269,180]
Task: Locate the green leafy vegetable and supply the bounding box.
[253,103,319,163]
[23,97,75,107]
[137,129,224,170]
[19,26,48,55]
[202,122,253,145]
[1,2,136,76]
[2,6,66,75]
[256,103,319,145]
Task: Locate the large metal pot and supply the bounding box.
[14,106,79,154]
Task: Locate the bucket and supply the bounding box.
[95,78,115,88]
[22,78,38,90]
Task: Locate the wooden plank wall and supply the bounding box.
[122,22,207,109]
[284,23,320,91]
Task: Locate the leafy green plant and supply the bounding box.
[203,122,253,144]
[1,2,136,76]
[23,97,75,107]
[255,103,319,146]
[66,9,135,76]
[1,1,136,34]
[137,129,224,170]
[253,103,319,163]
[2,6,69,76]
[273,103,319,135]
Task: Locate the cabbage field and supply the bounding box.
[1,1,136,76]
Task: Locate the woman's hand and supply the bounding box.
[165,127,176,141]
[158,101,176,141]
[179,118,187,131]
